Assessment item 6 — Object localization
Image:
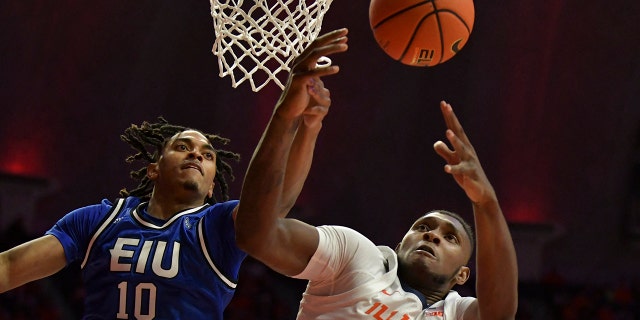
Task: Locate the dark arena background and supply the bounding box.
[1,1,640,319]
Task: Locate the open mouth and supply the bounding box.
[415,245,435,258]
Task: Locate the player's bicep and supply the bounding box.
[258,218,319,277]
[2,235,67,291]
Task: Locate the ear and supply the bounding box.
[207,181,215,199]
[454,266,470,285]
[147,163,159,181]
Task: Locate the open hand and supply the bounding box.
[275,28,349,125]
[433,101,497,205]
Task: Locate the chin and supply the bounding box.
[182,180,201,192]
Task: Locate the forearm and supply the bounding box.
[236,27,347,273]
[0,249,34,292]
[236,108,325,276]
[0,236,67,293]
[236,110,300,251]
[281,121,322,213]
[0,251,10,293]
[473,199,518,319]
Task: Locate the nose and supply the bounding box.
[187,150,204,161]
[423,231,440,244]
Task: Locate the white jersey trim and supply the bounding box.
[198,218,237,289]
[131,203,208,229]
[81,198,126,269]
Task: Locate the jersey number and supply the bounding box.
[117,282,157,319]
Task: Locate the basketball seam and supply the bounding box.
[399,11,438,62]
[400,9,471,65]
[371,0,433,29]
[437,9,473,33]
[433,1,444,65]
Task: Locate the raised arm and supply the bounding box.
[433,101,518,320]
[235,29,349,277]
[0,235,67,293]
[279,92,328,212]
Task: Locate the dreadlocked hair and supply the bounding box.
[119,117,240,204]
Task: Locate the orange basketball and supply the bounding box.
[369,0,475,67]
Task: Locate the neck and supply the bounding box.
[398,268,451,306]
[402,280,449,306]
[147,191,205,220]
[424,290,448,306]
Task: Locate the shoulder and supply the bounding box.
[297,225,385,277]
[53,197,143,234]
[316,225,372,243]
[316,225,381,254]
[61,197,128,222]
[74,196,139,212]
[206,200,239,214]
[444,290,474,302]
[294,226,394,295]
[201,200,239,222]
[199,200,240,236]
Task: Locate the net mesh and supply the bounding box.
[210,0,334,92]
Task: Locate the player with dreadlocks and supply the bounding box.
[0,28,349,319]
[119,117,239,204]
[0,117,245,319]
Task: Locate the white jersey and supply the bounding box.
[293,225,475,320]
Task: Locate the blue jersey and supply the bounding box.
[46,197,246,319]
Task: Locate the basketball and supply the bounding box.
[369,0,475,67]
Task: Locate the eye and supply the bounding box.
[416,224,430,232]
[445,234,459,243]
[203,152,215,160]
[176,144,189,151]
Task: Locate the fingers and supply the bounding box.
[300,65,341,79]
[314,28,349,45]
[307,78,331,107]
[276,28,348,120]
[439,101,476,155]
[434,137,466,175]
[435,101,476,174]
[433,140,454,164]
[440,101,471,146]
[292,28,349,75]
[302,79,331,127]
[435,101,496,203]
[305,28,349,57]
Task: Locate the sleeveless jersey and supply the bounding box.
[46,197,246,319]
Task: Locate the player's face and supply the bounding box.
[150,130,217,202]
[396,212,472,289]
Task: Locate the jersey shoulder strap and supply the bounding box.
[81,198,127,268]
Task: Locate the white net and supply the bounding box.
[210,0,334,92]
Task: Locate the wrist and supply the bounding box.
[272,107,303,128]
[472,196,501,214]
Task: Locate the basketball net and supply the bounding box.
[210,0,334,92]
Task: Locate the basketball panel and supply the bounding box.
[373,8,438,61]
[370,0,435,27]
[438,12,471,63]
[403,14,442,66]
[432,0,475,29]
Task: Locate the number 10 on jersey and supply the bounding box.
[117,282,157,319]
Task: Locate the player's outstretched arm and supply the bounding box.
[235,28,348,277]
[280,117,323,212]
[433,101,518,320]
[279,67,337,213]
[0,235,67,293]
